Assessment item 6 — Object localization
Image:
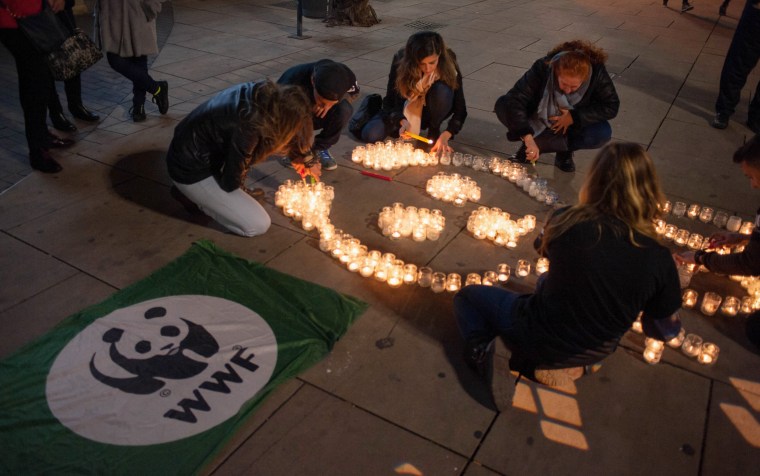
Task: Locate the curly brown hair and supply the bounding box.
[546,39,608,64]
[395,31,459,99]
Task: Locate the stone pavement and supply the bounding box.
[1,0,759,474]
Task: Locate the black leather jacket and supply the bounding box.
[167,82,264,192]
[497,56,620,142]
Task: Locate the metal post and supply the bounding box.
[289,0,311,40]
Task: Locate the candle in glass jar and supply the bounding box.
[661,200,672,214]
[712,211,729,228]
[698,207,714,223]
[741,296,754,314]
[720,296,740,316]
[700,292,722,316]
[697,342,719,365]
[672,201,687,217]
[482,271,498,286]
[516,260,531,277]
[674,229,690,246]
[681,289,698,308]
[726,215,742,232]
[687,233,704,251]
[403,264,418,285]
[740,221,755,235]
[417,267,433,287]
[446,273,462,292]
[643,338,664,364]
[465,273,482,286]
[663,224,677,240]
[681,333,703,357]
[497,263,511,283]
[387,264,404,288]
[431,272,446,293]
[631,318,643,334]
[686,203,701,219]
[667,328,686,348]
[535,257,549,275]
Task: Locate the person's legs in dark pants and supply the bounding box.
[714,0,760,128]
[0,29,61,173]
[48,80,76,132]
[553,121,612,172]
[312,99,352,170]
[107,53,159,122]
[421,81,454,139]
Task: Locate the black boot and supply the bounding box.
[50,111,77,132]
[30,149,62,173]
[554,150,576,172]
[69,103,100,122]
[47,131,75,148]
[510,144,528,164]
[130,104,146,123]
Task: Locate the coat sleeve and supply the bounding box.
[496,59,547,141]
[219,128,257,193]
[381,51,406,129]
[445,62,467,137]
[702,230,760,276]
[569,64,620,129]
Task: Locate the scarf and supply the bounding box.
[529,62,590,137]
[402,70,439,135]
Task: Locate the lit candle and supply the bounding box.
[631,319,643,334]
[643,338,665,364]
[387,262,404,288]
[446,273,462,292]
[681,333,703,357]
[720,296,740,316]
[663,224,677,240]
[740,296,754,314]
[698,207,714,223]
[403,264,418,285]
[359,257,376,278]
[482,271,497,286]
[740,221,755,235]
[516,260,531,277]
[700,292,722,316]
[681,289,698,308]
[697,342,719,365]
[497,263,511,283]
[687,203,701,219]
[686,233,704,251]
[465,273,482,286]
[674,229,690,247]
[662,200,672,214]
[667,328,686,348]
[535,257,549,275]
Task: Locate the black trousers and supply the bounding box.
[715,0,760,128]
[49,4,84,113]
[0,28,53,154]
[107,53,158,107]
[312,98,353,150]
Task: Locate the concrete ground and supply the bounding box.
[1,0,759,474]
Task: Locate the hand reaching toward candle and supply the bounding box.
[673,251,696,265]
[522,134,540,163]
[707,231,747,249]
[399,119,410,138]
[431,131,453,156]
[549,108,573,135]
[293,162,322,182]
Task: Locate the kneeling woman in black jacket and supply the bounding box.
[167,81,314,237]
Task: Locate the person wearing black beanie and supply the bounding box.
[277,59,359,171]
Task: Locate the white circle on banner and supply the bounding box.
[46,295,277,445]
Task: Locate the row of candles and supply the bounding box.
[661,200,753,233]
[378,203,445,242]
[467,207,537,248]
[681,288,760,316]
[631,318,719,365]
[426,173,481,206]
[351,140,439,170]
[274,180,334,232]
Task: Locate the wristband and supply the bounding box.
[303,157,318,168]
[694,250,706,266]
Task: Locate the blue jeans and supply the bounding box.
[567,120,612,152]
[107,53,159,107]
[360,81,454,143]
[454,285,522,345]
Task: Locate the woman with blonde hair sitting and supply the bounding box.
[454,142,682,410]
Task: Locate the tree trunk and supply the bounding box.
[326,0,381,27]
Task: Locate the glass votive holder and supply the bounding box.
[631,317,643,334]
[726,215,742,232]
[482,271,498,286]
[643,338,665,364]
[535,257,549,275]
[446,273,462,292]
[698,207,714,223]
[403,264,418,285]
[697,342,719,365]
[700,292,722,316]
[497,263,511,283]
[417,266,433,287]
[667,328,687,348]
[720,296,740,316]
[672,201,687,217]
[465,273,482,286]
[516,260,531,277]
[431,272,446,293]
[661,200,672,214]
[686,203,701,219]
[359,257,376,278]
[674,229,690,247]
[741,296,754,314]
[712,211,729,228]
[386,264,404,288]
[681,289,698,308]
[740,221,755,235]
[687,233,704,251]
[681,333,703,357]
[663,224,677,241]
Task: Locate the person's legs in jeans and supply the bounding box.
[567,120,612,152]
[174,177,271,237]
[454,285,521,346]
[421,81,454,139]
[360,113,389,143]
[106,53,159,108]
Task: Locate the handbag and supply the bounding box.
[46,29,103,81]
[348,93,382,139]
[1,1,102,81]
[533,129,569,153]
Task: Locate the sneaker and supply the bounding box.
[681,2,694,12]
[554,150,576,172]
[130,104,146,123]
[711,113,729,129]
[152,81,169,115]
[489,337,515,412]
[464,339,495,375]
[314,148,338,171]
[277,156,294,168]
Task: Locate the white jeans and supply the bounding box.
[174,176,271,237]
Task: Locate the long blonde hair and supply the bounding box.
[395,31,459,99]
[539,142,665,254]
[245,81,313,163]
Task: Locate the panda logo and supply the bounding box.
[89,306,220,395]
[46,295,278,445]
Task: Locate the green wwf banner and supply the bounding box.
[0,240,366,474]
